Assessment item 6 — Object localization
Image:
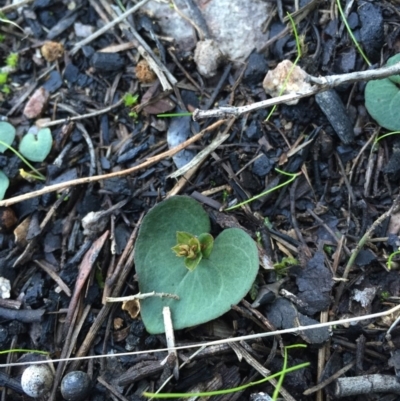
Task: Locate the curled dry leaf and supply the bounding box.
[122,298,140,319]
[263,60,312,105]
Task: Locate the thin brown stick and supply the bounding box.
[193,62,400,120]
[0,120,226,207]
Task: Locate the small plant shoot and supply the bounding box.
[135,196,259,334]
[171,231,214,270]
[19,127,52,162]
[365,54,400,131]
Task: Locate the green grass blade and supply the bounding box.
[225,168,301,211]
[143,361,310,398]
[0,139,45,180]
[336,0,371,66]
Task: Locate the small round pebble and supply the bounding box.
[21,364,53,398]
[61,371,91,401]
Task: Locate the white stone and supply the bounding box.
[263,60,312,105]
[0,277,11,299]
[21,365,53,398]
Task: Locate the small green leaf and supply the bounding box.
[365,53,400,131]
[184,252,202,271]
[135,196,259,333]
[0,121,16,153]
[176,231,195,245]
[123,92,139,107]
[198,233,214,258]
[386,54,400,84]
[19,127,52,162]
[0,170,9,200]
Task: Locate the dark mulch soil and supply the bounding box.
[1,0,400,400]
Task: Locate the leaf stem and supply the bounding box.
[0,139,45,180]
[0,349,48,356]
[225,168,301,211]
[143,361,310,398]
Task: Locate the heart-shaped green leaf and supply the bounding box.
[386,53,400,84]
[19,127,52,162]
[0,122,16,153]
[135,196,259,334]
[365,54,400,131]
[0,170,9,200]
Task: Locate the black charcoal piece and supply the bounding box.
[117,143,149,164]
[245,120,261,140]
[103,177,132,197]
[91,52,125,72]
[130,320,146,337]
[354,249,376,267]
[336,47,356,73]
[42,70,63,93]
[100,156,111,170]
[61,371,91,401]
[38,10,58,29]
[384,144,400,181]
[243,51,268,86]
[252,154,273,177]
[64,63,80,84]
[315,90,354,144]
[359,1,384,63]
[81,46,95,58]
[113,224,130,254]
[291,251,333,315]
[23,10,44,38]
[266,298,330,344]
[33,0,52,9]
[47,13,77,40]
[347,12,359,30]
[167,115,196,169]
[0,370,24,394]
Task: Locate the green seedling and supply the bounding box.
[134,196,259,333]
[365,54,400,131]
[0,13,23,33]
[123,92,139,107]
[5,53,18,69]
[144,344,310,399]
[0,52,18,95]
[274,256,299,271]
[0,72,7,85]
[336,0,371,66]
[255,231,262,244]
[387,248,400,269]
[225,168,301,211]
[0,122,52,199]
[123,93,139,119]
